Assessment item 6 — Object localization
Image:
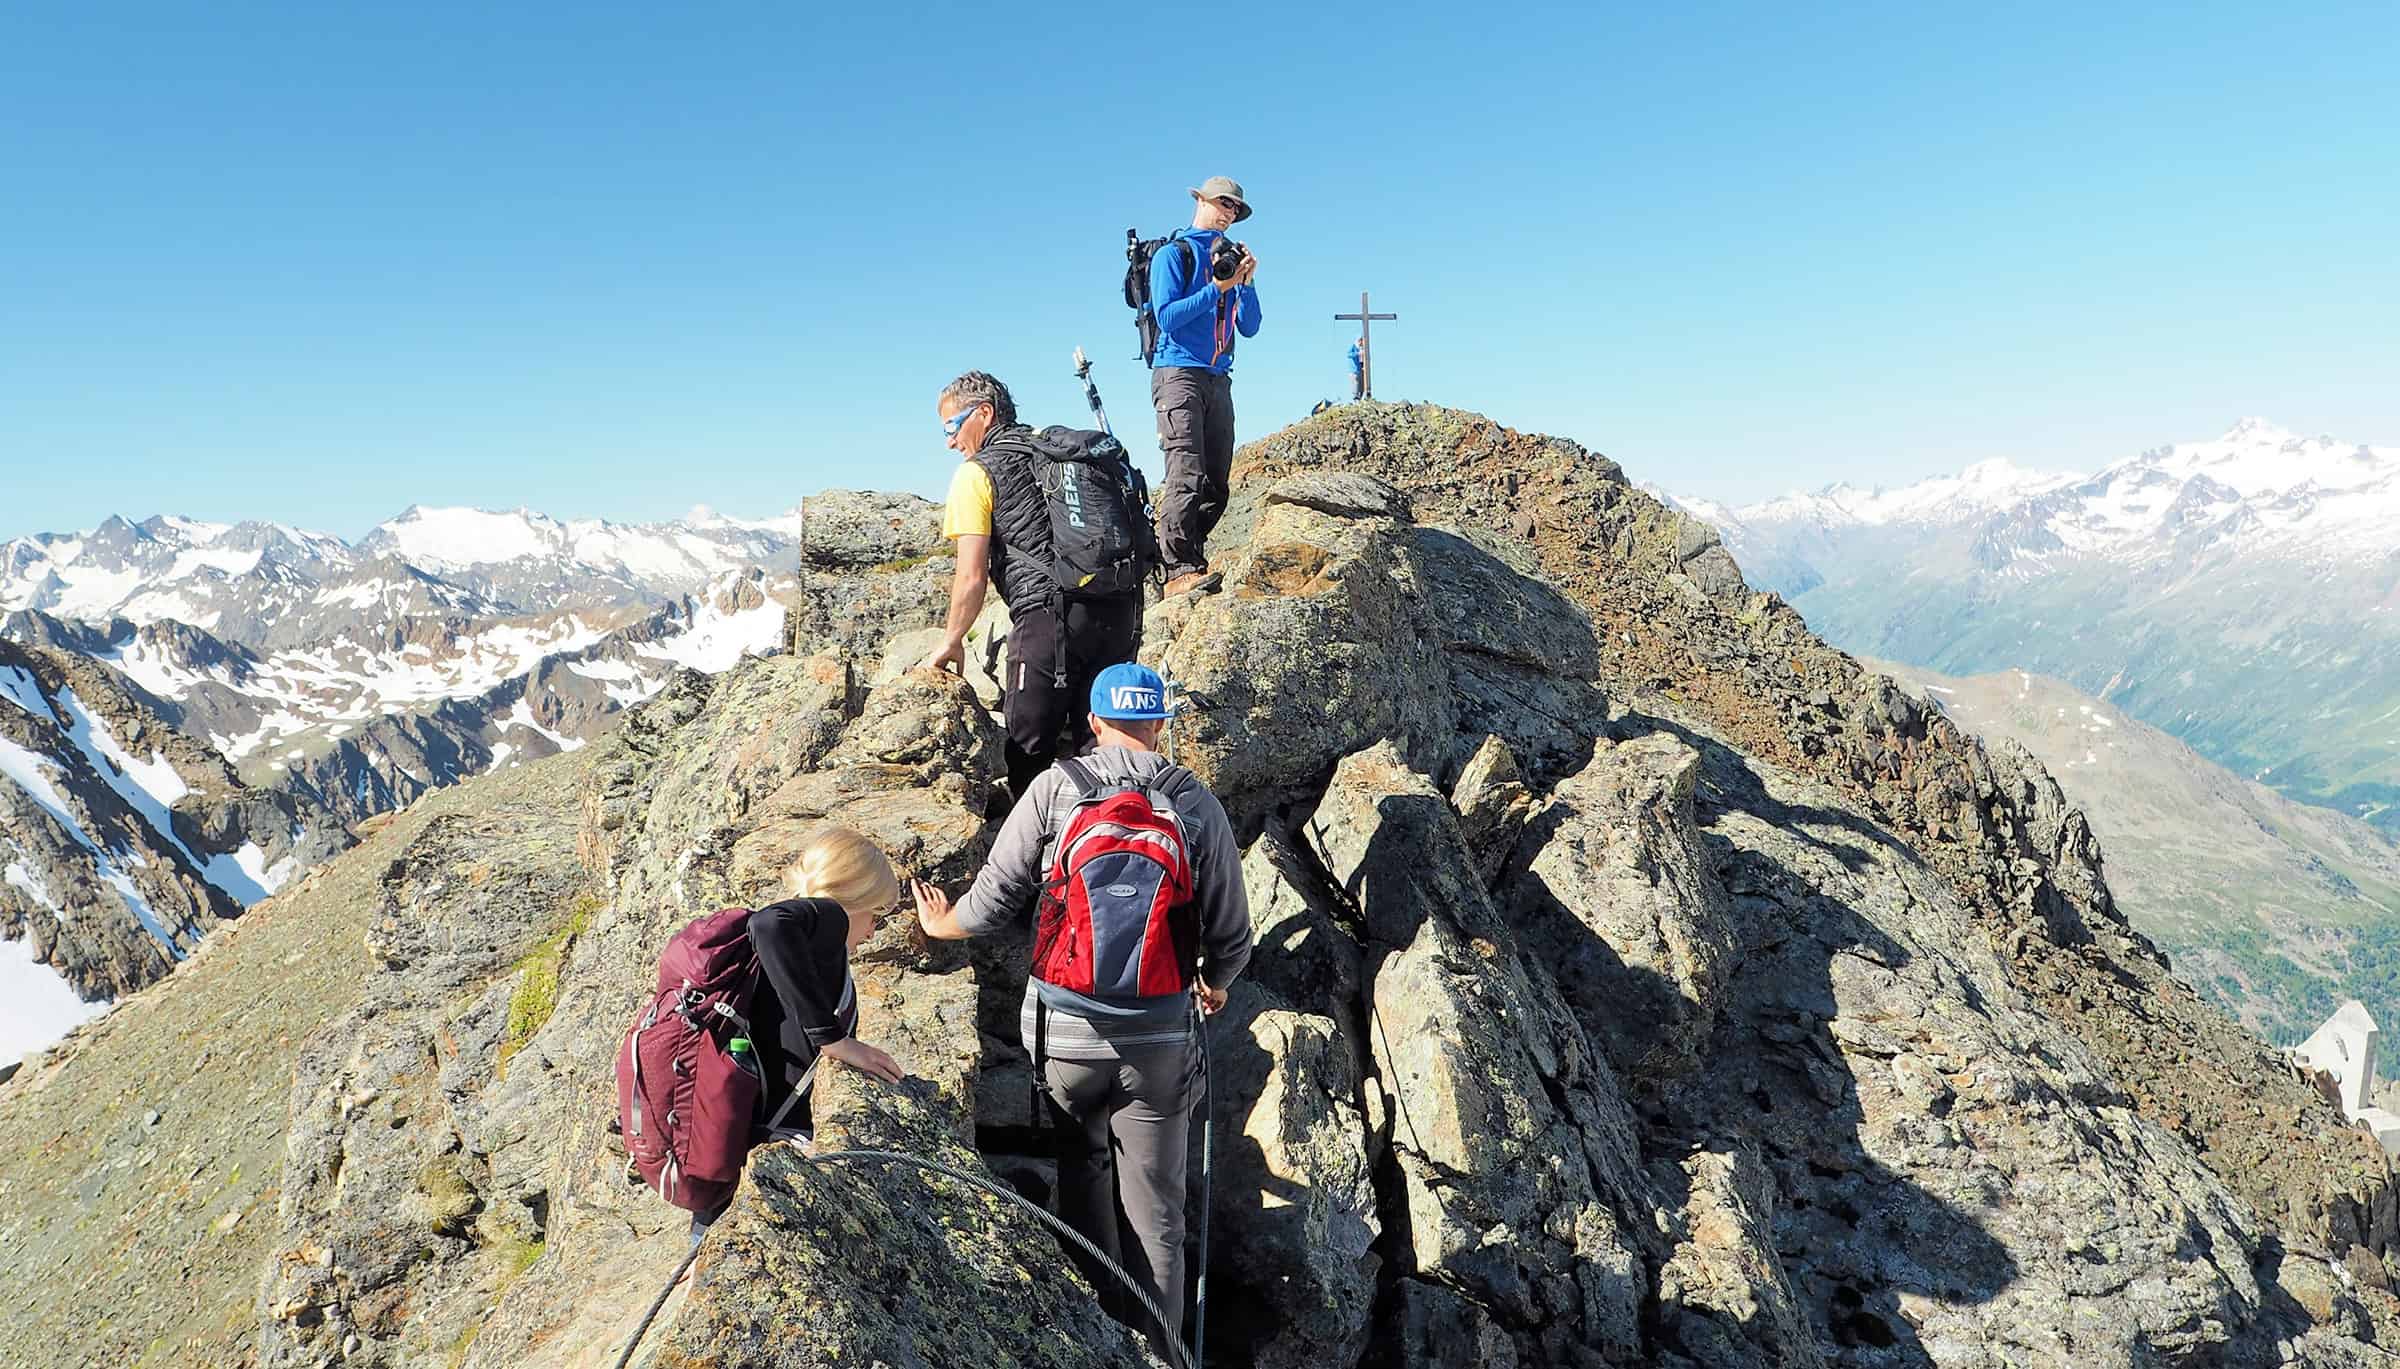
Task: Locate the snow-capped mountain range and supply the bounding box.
[2,505,807,639]
[0,496,938,1065]
[1667,418,2400,833]
[1,506,811,815]
[1685,417,2398,565]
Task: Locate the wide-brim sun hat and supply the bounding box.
[1188,176,1252,223]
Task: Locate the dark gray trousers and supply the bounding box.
[1043,1042,1199,1357]
[1151,367,1235,580]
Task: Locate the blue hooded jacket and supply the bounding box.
[1149,229,1261,373]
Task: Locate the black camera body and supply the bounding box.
[1210,238,1250,282]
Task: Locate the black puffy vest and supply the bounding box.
[971,425,1056,615]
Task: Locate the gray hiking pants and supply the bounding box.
[1151,367,1235,580]
[1043,1040,1200,1357]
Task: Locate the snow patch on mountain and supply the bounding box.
[49,689,278,905]
[1708,418,2399,567]
[0,933,104,1066]
[1733,457,2078,530]
[0,666,46,718]
[565,658,654,707]
[638,595,784,674]
[96,635,220,699]
[502,697,583,754]
[370,506,561,568]
[57,689,189,807]
[0,734,183,956]
[4,860,63,920]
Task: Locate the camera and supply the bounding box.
[1210,238,1250,282]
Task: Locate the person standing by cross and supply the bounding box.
[1148,176,1262,599]
[1334,293,1397,400]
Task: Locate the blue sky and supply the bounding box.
[4,3,2395,542]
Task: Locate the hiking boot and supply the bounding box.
[1163,570,1223,599]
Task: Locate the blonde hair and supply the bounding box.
[786,825,901,914]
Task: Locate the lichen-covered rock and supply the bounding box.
[1205,999,1381,1369]
[1158,476,1604,833]
[659,1080,1153,1369]
[257,794,594,1367]
[798,489,944,571]
[1502,731,1734,1079]
[1263,470,1414,522]
[1450,733,1534,885]
[1205,843,1383,1369]
[1311,741,1652,1362]
[1646,1139,1826,1369]
[785,490,951,661]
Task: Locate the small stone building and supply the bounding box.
[2290,999,2400,1155]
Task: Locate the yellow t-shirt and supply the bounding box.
[942,460,994,540]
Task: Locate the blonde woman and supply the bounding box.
[749,825,907,1135]
[689,827,907,1243]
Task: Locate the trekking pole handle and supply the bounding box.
[1072,345,1113,438]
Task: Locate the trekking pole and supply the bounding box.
[1162,669,1180,767]
[1193,998,1213,1368]
[1072,346,1113,438]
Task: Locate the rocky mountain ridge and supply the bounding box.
[0,495,953,1064]
[2,404,2395,1367]
[0,635,346,1061]
[1872,660,2400,1046]
[1669,418,2400,837]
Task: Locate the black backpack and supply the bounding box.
[1008,425,1160,600]
[1124,229,1203,365]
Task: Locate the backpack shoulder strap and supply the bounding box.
[1155,229,1202,293]
[1056,756,1100,797]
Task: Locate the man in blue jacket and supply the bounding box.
[1150,176,1262,598]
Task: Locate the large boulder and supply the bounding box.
[785,490,951,661]
[1197,837,1383,1369]
[1157,474,1604,834]
[1308,741,1651,1364]
[1501,731,1735,1080]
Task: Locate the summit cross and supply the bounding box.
[1333,291,1398,400]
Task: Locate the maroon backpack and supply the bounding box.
[616,907,768,1213]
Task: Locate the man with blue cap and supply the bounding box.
[915,661,1252,1361]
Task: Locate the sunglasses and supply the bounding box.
[941,403,982,438]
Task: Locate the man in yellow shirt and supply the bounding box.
[925,371,1144,796]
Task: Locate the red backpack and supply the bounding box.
[615,907,766,1213]
[1029,758,1199,999]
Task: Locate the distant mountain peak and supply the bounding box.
[2222,415,2292,442]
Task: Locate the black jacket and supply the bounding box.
[745,899,857,1127]
[971,424,1058,616]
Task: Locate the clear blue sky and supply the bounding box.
[5,3,2395,541]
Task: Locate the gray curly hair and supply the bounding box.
[939,370,1016,428]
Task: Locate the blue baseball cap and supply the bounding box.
[1090,662,1170,720]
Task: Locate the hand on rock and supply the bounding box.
[924,639,965,674]
[821,1037,904,1084]
[913,879,960,940]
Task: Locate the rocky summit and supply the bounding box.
[2,402,2396,1367]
